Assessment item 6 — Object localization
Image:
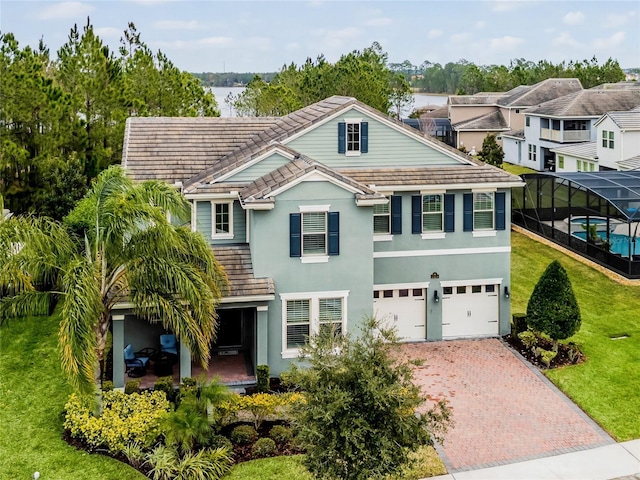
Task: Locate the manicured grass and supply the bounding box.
[511,231,640,441]
[502,163,537,176]
[0,315,145,480]
[223,455,312,480]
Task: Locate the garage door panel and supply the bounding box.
[442,284,499,338]
[373,289,426,341]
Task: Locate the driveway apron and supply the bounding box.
[400,339,614,472]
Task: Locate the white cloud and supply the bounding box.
[94,27,121,39]
[491,1,520,13]
[451,33,471,44]
[553,32,580,48]
[489,36,524,51]
[365,17,392,27]
[604,11,636,28]
[427,29,443,39]
[563,11,585,26]
[37,2,94,20]
[592,31,625,50]
[154,20,203,30]
[285,42,300,51]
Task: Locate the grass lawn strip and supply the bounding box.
[511,231,640,441]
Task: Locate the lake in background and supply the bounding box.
[211,87,447,118]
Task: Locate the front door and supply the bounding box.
[215,309,243,348]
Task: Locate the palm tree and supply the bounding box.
[0,166,228,409]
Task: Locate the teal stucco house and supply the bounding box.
[113,96,523,387]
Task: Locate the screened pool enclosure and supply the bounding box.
[513,171,640,279]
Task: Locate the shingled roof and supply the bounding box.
[452,110,509,131]
[213,244,274,299]
[239,156,385,208]
[497,78,582,107]
[526,89,640,118]
[123,116,279,183]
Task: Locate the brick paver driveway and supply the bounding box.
[400,338,613,472]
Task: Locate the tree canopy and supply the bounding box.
[479,134,504,168]
[0,19,219,219]
[0,166,228,408]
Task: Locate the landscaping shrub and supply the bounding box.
[233,392,305,430]
[269,425,293,445]
[102,380,114,391]
[230,425,258,445]
[209,434,233,452]
[256,364,270,393]
[567,342,582,364]
[537,348,557,368]
[175,447,233,479]
[527,260,581,346]
[125,379,141,394]
[251,437,276,458]
[121,441,145,469]
[511,313,527,336]
[145,444,179,479]
[518,330,538,350]
[154,376,176,403]
[64,390,170,453]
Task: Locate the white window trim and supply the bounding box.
[300,255,329,264]
[281,291,349,358]
[211,201,234,239]
[373,196,391,236]
[473,230,497,238]
[422,232,446,240]
[374,234,394,242]
[421,193,445,234]
[299,209,328,258]
[472,191,495,232]
[345,118,363,157]
[299,204,330,213]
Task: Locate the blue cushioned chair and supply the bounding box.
[124,344,151,377]
[160,334,178,356]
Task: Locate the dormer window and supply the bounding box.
[338,120,368,156]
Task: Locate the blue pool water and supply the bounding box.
[570,216,609,226]
[572,231,640,256]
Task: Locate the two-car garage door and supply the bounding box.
[442,284,499,338]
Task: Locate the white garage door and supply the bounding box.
[442,284,499,338]
[373,288,426,341]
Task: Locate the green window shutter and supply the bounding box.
[444,194,455,232]
[338,122,346,154]
[290,213,301,257]
[361,122,368,153]
[463,193,473,231]
[411,195,421,234]
[328,212,339,256]
[495,192,506,230]
[391,195,402,234]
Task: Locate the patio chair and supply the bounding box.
[160,333,178,356]
[124,344,151,377]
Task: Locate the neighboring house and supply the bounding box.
[503,87,640,171]
[113,96,523,388]
[449,78,583,151]
[550,107,640,172]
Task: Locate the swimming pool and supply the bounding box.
[572,231,640,257]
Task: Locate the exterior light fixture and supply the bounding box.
[504,286,510,299]
[433,290,440,303]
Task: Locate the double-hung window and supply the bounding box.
[528,144,537,162]
[282,293,347,357]
[411,194,454,236]
[211,201,233,239]
[463,191,506,234]
[338,120,368,155]
[602,130,615,149]
[422,194,443,231]
[290,208,339,261]
[373,202,390,234]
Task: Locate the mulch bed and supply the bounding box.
[504,334,586,369]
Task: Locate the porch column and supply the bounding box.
[112,314,125,389]
[179,339,191,381]
[256,306,269,365]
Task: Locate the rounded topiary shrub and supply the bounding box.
[230,425,258,445]
[251,437,276,458]
[269,425,292,444]
[208,434,233,452]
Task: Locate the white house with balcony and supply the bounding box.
[503,87,640,171]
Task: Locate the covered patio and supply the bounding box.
[513,171,640,279]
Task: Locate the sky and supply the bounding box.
[1,0,639,73]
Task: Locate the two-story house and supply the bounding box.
[503,88,640,171]
[450,78,582,151]
[112,96,523,388]
[550,107,640,172]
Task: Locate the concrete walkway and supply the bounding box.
[430,439,640,480]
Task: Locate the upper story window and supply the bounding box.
[525,117,530,127]
[373,196,402,236]
[602,130,614,149]
[565,120,588,131]
[463,192,506,234]
[290,209,339,261]
[412,194,454,236]
[528,144,537,162]
[210,201,233,239]
[338,120,368,156]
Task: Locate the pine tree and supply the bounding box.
[479,133,504,168]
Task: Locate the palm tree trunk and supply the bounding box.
[93,314,110,415]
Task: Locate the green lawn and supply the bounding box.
[502,163,537,176]
[511,231,640,441]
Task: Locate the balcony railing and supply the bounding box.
[540,128,591,143]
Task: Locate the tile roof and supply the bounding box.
[617,155,640,171]
[239,156,385,207]
[601,110,640,130]
[526,89,640,118]
[213,244,274,298]
[452,110,509,130]
[497,78,582,107]
[448,94,503,105]
[123,116,279,183]
[337,165,522,187]
[549,142,597,160]
[503,129,525,139]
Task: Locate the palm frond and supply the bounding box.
[0,290,54,323]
